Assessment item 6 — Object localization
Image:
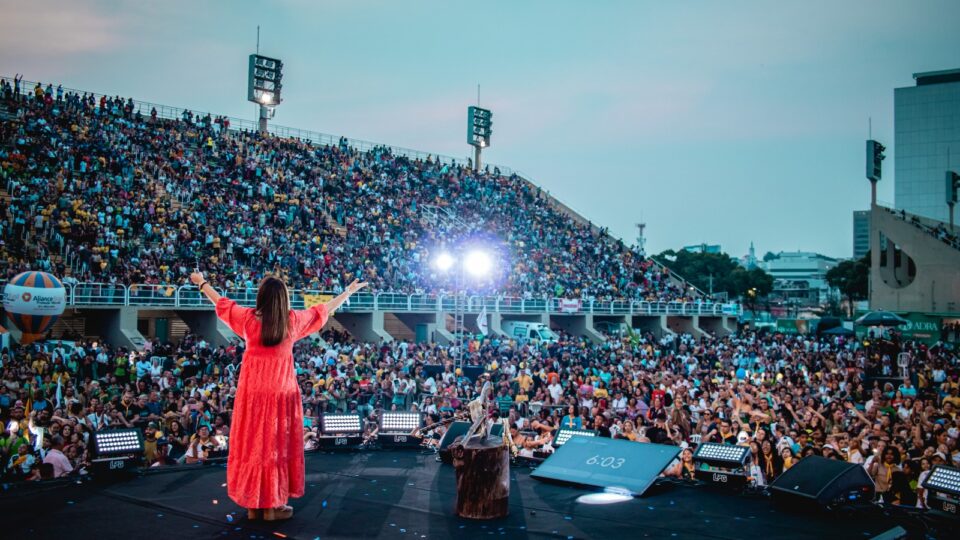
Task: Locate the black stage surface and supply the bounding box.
[0,451,943,539]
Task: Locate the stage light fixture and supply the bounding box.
[321,413,363,435]
[693,443,750,467]
[316,413,364,450]
[692,442,750,490]
[90,428,144,475]
[378,412,423,449]
[434,252,455,272]
[464,250,491,278]
[923,465,960,519]
[92,429,144,457]
[380,412,421,433]
[552,427,597,447]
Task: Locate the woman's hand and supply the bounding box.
[344,279,368,295]
[190,272,205,286]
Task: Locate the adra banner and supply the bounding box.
[899,313,942,343]
[776,319,811,335]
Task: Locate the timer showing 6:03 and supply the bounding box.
[586,455,625,469]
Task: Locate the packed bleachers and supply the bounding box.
[0,78,684,302]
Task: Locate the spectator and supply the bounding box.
[42,435,73,477]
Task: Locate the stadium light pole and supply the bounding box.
[467,105,493,171]
[866,139,885,206]
[248,53,283,133]
[946,170,959,232]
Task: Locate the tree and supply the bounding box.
[730,266,774,316]
[654,249,774,310]
[654,249,740,296]
[825,255,869,317]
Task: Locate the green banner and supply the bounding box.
[776,319,811,335]
[899,313,941,343]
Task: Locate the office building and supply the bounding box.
[760,251,840,305]
[894,69,960,222]
[853,210,870,259]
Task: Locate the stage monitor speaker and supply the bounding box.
[530,437,679,496]
[769,455,875,510]
[438,421,503,464]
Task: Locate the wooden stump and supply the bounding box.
[450,435,510,519]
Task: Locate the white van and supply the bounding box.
[501,321,559,344]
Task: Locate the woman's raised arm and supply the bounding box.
[190,272,222,305]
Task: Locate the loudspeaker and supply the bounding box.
[438,421,503,464]
[769,455,875,510]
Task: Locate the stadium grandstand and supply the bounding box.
[0,76,692,302]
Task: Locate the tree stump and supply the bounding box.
[450,435,510,519]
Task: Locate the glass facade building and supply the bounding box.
[853,210,870,260]
[894,69,960,223]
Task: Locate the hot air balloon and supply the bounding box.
[2,271,66,344]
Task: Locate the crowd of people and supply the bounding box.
[1,78,959,510]
[1,321,958,509]
[888,207,960,252]
[0,77,684,302]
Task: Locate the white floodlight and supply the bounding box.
[434,252,455,272]
[464,250,491,278]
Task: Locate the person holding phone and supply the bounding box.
[191,271,366,521]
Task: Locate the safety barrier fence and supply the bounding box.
[3,281,738,316]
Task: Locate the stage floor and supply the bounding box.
[0,451,933,539]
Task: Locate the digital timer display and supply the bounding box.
[531,437,680,496]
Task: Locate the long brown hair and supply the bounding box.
[256,276,289,346]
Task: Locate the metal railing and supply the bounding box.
[3,281,739,316]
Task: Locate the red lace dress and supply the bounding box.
[215,297,329,509]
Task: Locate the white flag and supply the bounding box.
[477,306,489,336]
[55,377,63,409]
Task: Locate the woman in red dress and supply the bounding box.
[190,272,367,521]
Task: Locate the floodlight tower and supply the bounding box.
[248,54,283,133]
[946,170,959,232]
[866,139,886,205]
[467,106,493,170]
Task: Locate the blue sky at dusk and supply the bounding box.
[3,0,959,259]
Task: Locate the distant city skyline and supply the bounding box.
[2,0,959,259]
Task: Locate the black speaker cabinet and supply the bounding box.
[769,455,875,510]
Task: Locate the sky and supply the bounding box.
[2,0,959,260]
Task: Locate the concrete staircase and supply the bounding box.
[49,314,93,340]
[382,313,414,341]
